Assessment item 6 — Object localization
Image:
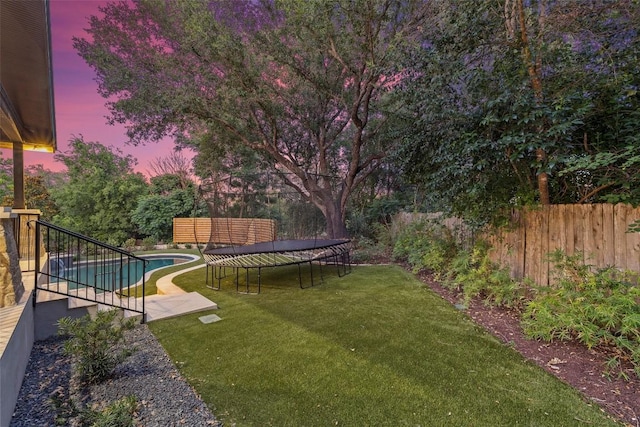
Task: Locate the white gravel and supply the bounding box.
[10,324,221,426]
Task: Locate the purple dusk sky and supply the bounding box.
[3,0,188,176]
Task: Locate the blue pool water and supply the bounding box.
[61,255,194,291]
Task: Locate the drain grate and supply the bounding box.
[199,314,222,324]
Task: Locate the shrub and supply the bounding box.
[57,309,136,384]
[80,395,138,427]
[141,236,157,251]
[104,236,123,248]
[392,219,458,276]
[522,250,640,379]
[123,238,137,252]
[448,240,525,308]
[51,393,138,427]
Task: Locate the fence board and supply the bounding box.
[582,205,596,265]
[540,206,550,286]
[602,204,615,267]
[564,204,576,256]
[613,204,628,270]
[574,205,585,262]
[524,209,543,285]
[626,206,640,273]
[548,205,564,255]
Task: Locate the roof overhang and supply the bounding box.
[0,0,56,153]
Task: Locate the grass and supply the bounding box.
[130,248,204,295]
[148,264,621,426]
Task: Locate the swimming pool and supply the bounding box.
[59,254,200,292]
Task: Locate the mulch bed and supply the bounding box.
[416,270,639,427]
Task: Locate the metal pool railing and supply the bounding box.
[34,220,146,320]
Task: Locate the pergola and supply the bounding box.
[0,0,56,208]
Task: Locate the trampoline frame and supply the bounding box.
[203,239,351,294]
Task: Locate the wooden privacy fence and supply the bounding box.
[173,218,277,245]
[486,204,640,286]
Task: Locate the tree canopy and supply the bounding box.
[132,173,201,242]
[396,0,640,223]
[74,0,428,238]
[51,136,148,244]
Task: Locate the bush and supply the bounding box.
[522,250,640,379]
[57,309,136,384]
[104,237,123,248]
[51,393,138,427]
[448,240,525,308]
[123,238,137,252]
[81,395,138,427]
[392,219,458,276]
[141,236,157,251]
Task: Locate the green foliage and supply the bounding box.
[51,391,137,427]
[628,219,640,233]
[522,250,640,379]
[392,219,458,276]
[448,241,525,308]
[1,171,61,220]
[396,0,640,219]
[351,223,393,263]
[394,221,523,308]
[74,0,428,238]
[132,174,201,242]
[141,236,157,251]
[0,157,13,202]
[51,137,149,242]
[57,309,136,384]
[80,395,138,427]
[122,238,137,252]
[347,193,409,240]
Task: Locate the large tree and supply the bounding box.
[74,0,427,238]
[397,0,640,223]
[51,137,148,244]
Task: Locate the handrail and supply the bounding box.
[34,220,146,321]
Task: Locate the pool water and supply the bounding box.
[63,256,193,291]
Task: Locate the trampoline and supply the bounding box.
[197,172,352,294]
[203,238,351,294]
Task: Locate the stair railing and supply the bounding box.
[34,220,146,320]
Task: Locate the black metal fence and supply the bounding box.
[34,220,146,318]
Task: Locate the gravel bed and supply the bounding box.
[10,324,220,426]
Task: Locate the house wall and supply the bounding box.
[0,291,34,427]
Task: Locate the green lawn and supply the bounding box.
[148,264,620,426]
[131,248,204,295]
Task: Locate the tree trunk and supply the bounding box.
[515,0,551,205]
[323,200,349,239]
